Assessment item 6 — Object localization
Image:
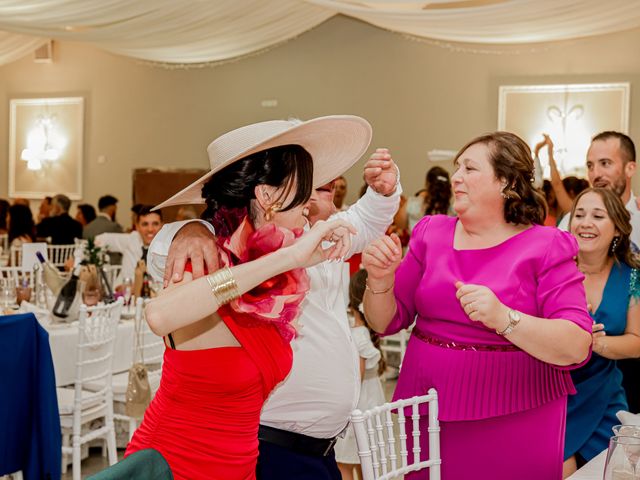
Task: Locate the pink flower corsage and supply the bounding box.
[218,217,310,342]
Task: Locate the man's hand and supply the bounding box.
[164,222,219,286]
[364,148,398,196]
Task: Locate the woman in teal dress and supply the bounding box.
[564,187,640,477]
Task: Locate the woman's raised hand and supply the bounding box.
[287,219,357,269]
[362,234,402,281]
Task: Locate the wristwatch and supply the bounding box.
[496,309,521,336]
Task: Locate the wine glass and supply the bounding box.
[122,277,133,306]
[604,435,640,479]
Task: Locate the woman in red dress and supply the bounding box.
[125,116,371,480]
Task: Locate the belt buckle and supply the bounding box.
[322,437,337,456]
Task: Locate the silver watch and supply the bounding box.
[496,309,521,336]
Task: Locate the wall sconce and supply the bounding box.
[20,114,66,170]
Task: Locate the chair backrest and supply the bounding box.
[380,329,410,364]
[10,245,21,267]
[102,265,122,291]
[73,299,124,410]
[47,244,77,268]
[133,297,164,371]
[0,233,8,252]
[352,390,441,480]
[0,266,34,288]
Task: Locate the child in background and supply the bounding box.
[336,269,387,480]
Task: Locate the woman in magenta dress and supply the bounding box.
[362,131,593,479]
[124,116,368,479]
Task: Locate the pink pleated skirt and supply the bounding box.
[406,395,567,480]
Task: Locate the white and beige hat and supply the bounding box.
[154,115,372,210]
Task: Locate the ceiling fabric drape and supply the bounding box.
[1,0,640,66]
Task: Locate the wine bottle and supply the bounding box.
[141,274,151,298]
[52,264,81,318]
[35,252,66,296]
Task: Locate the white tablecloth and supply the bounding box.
[568,449,606,480]
[43,318,135,387]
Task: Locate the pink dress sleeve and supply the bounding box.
[537,229,592,370]
[383,216,430,335]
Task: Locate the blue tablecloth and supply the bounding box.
[0,312,61,480]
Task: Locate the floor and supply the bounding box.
[64,375,399,478]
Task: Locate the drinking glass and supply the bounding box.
[0,279,17,309]
[604,435,640,479]
[15,285,32,305]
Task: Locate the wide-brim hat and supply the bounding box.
[154,115,372,210]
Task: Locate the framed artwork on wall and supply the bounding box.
[8,96,84,200]
[498,83,630,177]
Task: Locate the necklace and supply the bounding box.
[578,261,610,275]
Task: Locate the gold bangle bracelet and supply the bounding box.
[206,267,240,306]
[365,281,394,295]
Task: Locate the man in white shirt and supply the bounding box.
[148,149,400,479]
[558,131,640,248]
[97,205,163,285]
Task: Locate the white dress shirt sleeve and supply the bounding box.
[331,180,402,258]
[147,219,216,282]
[95,232,132,253]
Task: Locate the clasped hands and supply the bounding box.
[363,148,398,196]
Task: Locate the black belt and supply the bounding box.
[258,425,337,457]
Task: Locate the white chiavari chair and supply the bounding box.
[57,299,123,480]
[9,246,21,268]
[47,244,77,269]
[102,264,122,291]
[86,297,163,441]
[0,267,33,288]
[352,390,441,480]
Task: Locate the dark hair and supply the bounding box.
[562,176,589,199]
[423,166,452,216]
[98,195,118,210]
[592,131,636,164]
[570,187,640,269]
[454,131,547,225]
[349,269,386,377]
[201,144,313,236]
[137,205,162,222]
[131,203,144,214]
[0,199,10,230]
[77,204,96,224]
[8,204,35,243]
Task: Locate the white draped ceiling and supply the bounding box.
[1,0,640,66]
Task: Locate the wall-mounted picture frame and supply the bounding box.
[498,83,630,176]
[8,96,84,200]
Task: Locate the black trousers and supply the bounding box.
[256,439,341,480]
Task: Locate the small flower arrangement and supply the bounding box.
[82,238,108,266]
